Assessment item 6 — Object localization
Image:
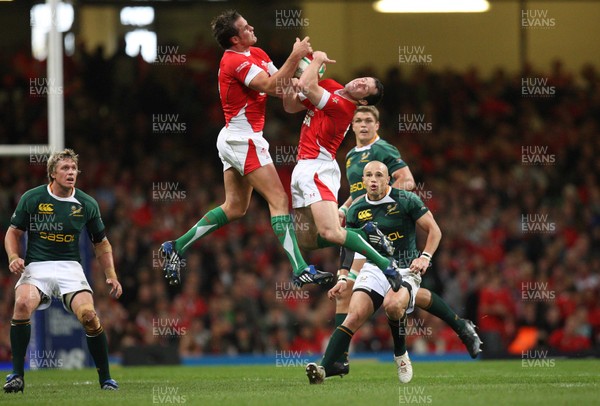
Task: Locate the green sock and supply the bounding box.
[425,291,465,333]
[10,319,31,377]
[343,229,391,271]
[316,227,364,249]
[271,215,308,275]
[334,314,348,362]
[389,317,407,356]
[86,329,111,384]
[334,313,347,328]
[322,325,353,376]
[175,206,229,254]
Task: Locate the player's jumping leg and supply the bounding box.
[416,289,482,358]
[247,164,331,285]
[70,292,118,390]
[160,168,247,285]
[4,284,40,394]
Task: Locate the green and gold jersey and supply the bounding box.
[347,188,428,268]
[345,137,407,199]
[10,185,104,265]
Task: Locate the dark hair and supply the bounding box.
[211,10,242,50]
[363,78,384,106]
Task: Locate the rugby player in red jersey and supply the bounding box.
[160,10,333,287]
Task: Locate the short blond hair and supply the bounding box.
[354,106,380,122]
[47,148,79,182]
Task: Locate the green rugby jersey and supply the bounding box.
[10,185,104,265]
[345,137,407,200]
[347,188,428,268]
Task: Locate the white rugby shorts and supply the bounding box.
[16,261,93,312]
[291,159,341,208]
[217,127,273,175]
[353,262,421,314]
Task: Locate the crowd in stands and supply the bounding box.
[0,38,599,362]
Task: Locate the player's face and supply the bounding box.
[352,112,380,146]
[52,158,78,190]
[362,164,390,199]
[345,77,377,102]
[233,17,257,47]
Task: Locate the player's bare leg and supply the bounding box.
[4,284,40,393]
[310,291,375,382]
[248,164,332,285]
[70,291,117,390]
[383,287,413,383]
[415,287,482,358]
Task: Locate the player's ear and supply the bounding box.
[358,99,368,106]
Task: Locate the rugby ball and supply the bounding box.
[294,55,326,79]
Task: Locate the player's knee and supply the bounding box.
[343,310,366,331]
[384,300,406,320]
[14,295,37,317]
[76,305,102,336]
[317,227,343,245]
[222,203,247,220]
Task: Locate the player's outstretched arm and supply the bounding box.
[297,51,336,106]
[249,37,311,97]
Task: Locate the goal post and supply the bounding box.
[0,0,64,157]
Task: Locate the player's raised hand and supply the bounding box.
[312,51,336,65]
[293,36,312,57]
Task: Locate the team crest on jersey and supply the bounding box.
[332,97,339,104]
[386,203,399,216]
[38,203,54,214]
[346,158,352,168]
[69,205,83,217]
[360,152,370,162]
[357,209,372,221]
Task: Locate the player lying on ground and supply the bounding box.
[306,161,440,384]
[4,149,122,393]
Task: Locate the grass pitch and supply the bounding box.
[1,359,598,405]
